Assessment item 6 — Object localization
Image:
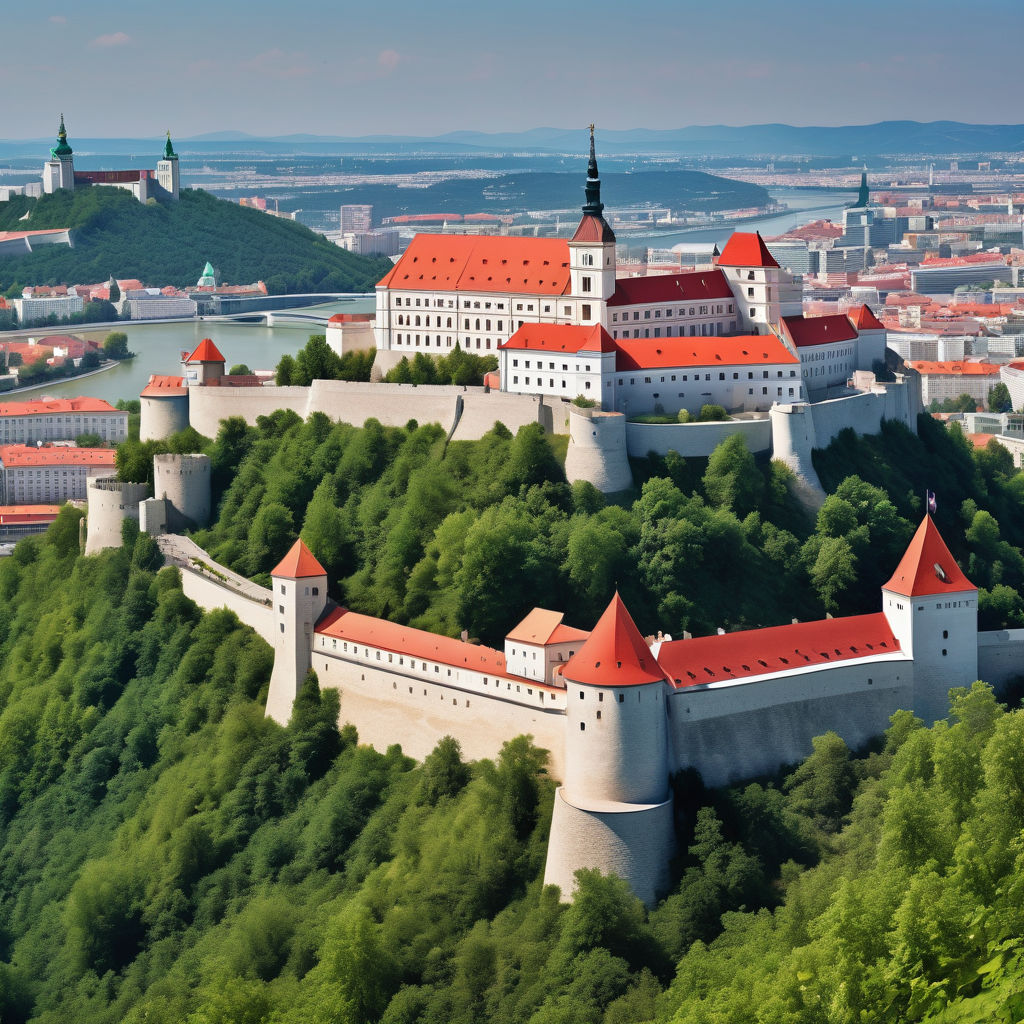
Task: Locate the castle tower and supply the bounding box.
[265,539,329,724]
[568,126,617,326]
[182,337,226,386]
[155,131,180,200]
[718,231,788,334]
[42,114,75,194]
[543,594,674,906]
[881,515,978,724]
[849,303,887,373]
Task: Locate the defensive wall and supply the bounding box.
[564,406,634,493]
[84,477,150,555]
[310,649,568,779]
[667,655,912,787]
[978,629,1024,691]
[140,393,189,442]
[624,416,772,459]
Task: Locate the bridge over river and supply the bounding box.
[203,293,374,327]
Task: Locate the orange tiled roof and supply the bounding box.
[500,323,615,354]
[0,397,116,417]
[185,338,226,363]
[140,374,186,397]
[906,361,1001,376]
[377,234,570,295]
[564,593,665,687]
[271,539,327,579]
[616,334,798,371]
[782,314,859,348]
[717,231,780,269]
[883,516,975,597]
[850,304,886,331]
[0,445,115,468]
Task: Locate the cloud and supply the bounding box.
[90,32,131,48]
[377,49,401,73]
[48,14,66,23]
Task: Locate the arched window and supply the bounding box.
[446,317,452,328]
[415,315,421,326]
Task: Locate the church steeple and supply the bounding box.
[853,168,870,208]
[51,114,73,158]
[163,130,177,161]
[582,123,603,217]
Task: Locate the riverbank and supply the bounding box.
[1,358,122,397]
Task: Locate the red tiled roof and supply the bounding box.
[850,304,886,331]
[883,516,975,597]
[506,608,589,646]
[571,214,616,243]
[377,234,571,295]
[315,606,567,688]
[782,314,859,348]
[0,505,63,524]
[658,613,901,688]
[608,268,734,307]
[906,361,1001,376]
[966,433,1000,448]
[0,397,117,417]
[0,445,115,468]
[327,313,374,324]
[615,334,798,371]
[186,338,226,364]
[140,374,186,397]
[564,593,665,687]
[717,231,780,269]
[500,323,615,354]
[271,539,327,579]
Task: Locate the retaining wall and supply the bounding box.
[187,385,309,437]
[179,567,274,641]
[450,391,546,441]
[978,630,1024,691]
[625,416,772,459]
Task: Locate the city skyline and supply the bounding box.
[3,0,1023,140]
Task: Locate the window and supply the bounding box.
[581,276,592,293]
[581,304,592,320]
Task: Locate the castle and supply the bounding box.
[40,115,180,203]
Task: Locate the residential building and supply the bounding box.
[0,445,116,504]
[0,397,128,444]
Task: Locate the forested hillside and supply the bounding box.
[0,188,392,294]
[3,413,1024,1022]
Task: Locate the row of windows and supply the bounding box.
[512,358,593,372]
[513,377,592,390]
[619,369,797,384]
[611,304,733,322]
[395,334,494,350]
[613,322,736,339]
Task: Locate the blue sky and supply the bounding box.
[5,0,1023,139]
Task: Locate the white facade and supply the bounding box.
[0,451,116,504]
[14,295,84,324]
[0,402,127,445]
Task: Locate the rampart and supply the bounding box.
[625,416,772,459]
[978,629,1024,692]
[85,477,150,555]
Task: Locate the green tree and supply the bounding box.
[229,363,252,375]
[703,433,764,517]
[988,381,1012,413]
[103,331,130,359]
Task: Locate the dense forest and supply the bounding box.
[0,188,392,295]
[3,412,1024,1022]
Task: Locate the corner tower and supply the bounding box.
[881,515,978,723]
[42,114,75,193]
[266,539,329,724]
[568,126,616,326]
[156,131,180,200]
[543,594,674,906]
[718,231,786,334]
[182,337,226,386]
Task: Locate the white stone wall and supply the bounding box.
[179,567,274,640]
[311,649,568,778]
[564,407,633,493]
[140,395,189,442]
[543,789,674,907]
[668,654,912,786]
[626,416,772,459]
[154,453,212,527]
[978,630,1024,690]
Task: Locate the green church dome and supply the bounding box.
[50,114,73,159]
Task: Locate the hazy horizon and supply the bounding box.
[3,0,1022,140]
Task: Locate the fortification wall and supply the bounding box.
[139,497,167,536]
[807,374,920,445]
[306,380,461,432]
[140,395,189,442]
[543,790,674,907]
[450,392,546,441]
[85,477,150,555]
[668,656,912,786]
[311,651,567,779]
[326,320,375,357]
[187,386,310,436]
[625,417,772,459]
[154,453,212,528]
[178,567,274,641]
[978,630,1024,691]
[564,407,633,493]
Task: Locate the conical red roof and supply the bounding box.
[271,539,327,579]
[185,338,225,363]
[850,304,885,331]
[717,231,779,269]
[564,593,664,687]
[883,516,975,597]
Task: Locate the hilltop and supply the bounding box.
[0,187,393,294]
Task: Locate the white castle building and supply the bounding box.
[372,130,887,419]
[40,115,179,203]
[248,515,1023,907]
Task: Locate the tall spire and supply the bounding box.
[51,113,73,158]
[163,130,177,160]
[853,168,869,208]
[582,123,603,217]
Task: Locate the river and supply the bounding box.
[30,189,848,406]
[31,299,375,404]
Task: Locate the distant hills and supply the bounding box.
[0,188,391,294]
[4,121,1023,157]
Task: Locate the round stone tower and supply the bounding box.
[543,593,674,907]
[140,375,189,441]
[153,453,212,529]
[564,405,633,494]
[85,477,150,555]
